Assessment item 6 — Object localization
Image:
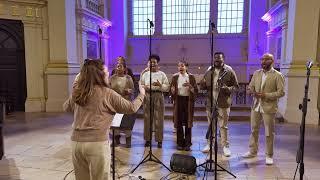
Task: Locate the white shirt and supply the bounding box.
[177,73,190,96]
[140,71,169,92]
[212,68,221,101]
[254,69,270,113]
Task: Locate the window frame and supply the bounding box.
[128,0,248,38]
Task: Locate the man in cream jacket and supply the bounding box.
[242,53,285,165]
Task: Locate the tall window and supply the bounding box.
[163,0,210,35]
[217,0,244,33]
[132,0,155,35]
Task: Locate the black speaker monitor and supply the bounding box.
[170,153,197,175]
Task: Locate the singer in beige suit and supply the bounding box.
[242,53,285,165]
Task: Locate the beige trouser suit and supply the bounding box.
[248,68,285,157]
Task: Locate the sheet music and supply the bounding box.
[111,113,124,127]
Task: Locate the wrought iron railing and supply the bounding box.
[132,75,251,106]
[86,0,103,16]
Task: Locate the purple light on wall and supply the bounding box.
[261,12,272,22]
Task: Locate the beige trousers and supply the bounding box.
[249,111,275,157]
[143,92,164,142]
[71,141,111,180]
[206,107,230,147]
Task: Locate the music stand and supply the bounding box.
[110,113,137,180]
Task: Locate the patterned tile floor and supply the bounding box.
[0,112,319,180]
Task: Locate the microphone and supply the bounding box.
[210,21,216,29]
[306,61,313,69]
[147,19,154,27]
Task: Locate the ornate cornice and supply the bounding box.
[262,0,288,33]
[76,7,111,35]
[7,0,47,6]
[0,0,46,23]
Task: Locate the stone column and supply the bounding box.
[45,0,80,112]
[280,25,288,63]
[266,30,277,58]
[247,0,268,81]
[278,0,320,125]
[108,0,127,66]
[24,22,47,112]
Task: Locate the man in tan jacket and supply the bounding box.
[242,53,285,165]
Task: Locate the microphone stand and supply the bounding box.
[131,19,170,173]
[197,21,236,180]
[98,26,102,59]
[294,62,312,180]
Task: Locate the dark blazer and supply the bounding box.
[170,73,198,128]
[200,64,239,108]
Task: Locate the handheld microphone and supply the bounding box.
[147,19,154,27]
[306,61,313,69]
[210,21,216,29]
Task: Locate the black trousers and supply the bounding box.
[176,96,192,147]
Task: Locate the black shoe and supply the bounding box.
[157,142,162,148]
[112,135,121,147]
[184,146,191,151]
[125,136,131,148]
[145,141,151,147]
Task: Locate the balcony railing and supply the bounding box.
[86,0,103,16]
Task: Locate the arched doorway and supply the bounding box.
[0,19,27,112]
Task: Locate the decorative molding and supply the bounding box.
[45,63,81,75]
[76,7,111,35]
[262,0,288,32]
[7,0,47,6]
[128,33,248,41]
[0,0,46,23]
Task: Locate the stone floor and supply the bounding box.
[0,112,320,180]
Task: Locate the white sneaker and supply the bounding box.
[242,151,257,158]
[201,144,210,153]
[265,157,273,165]
[223,146,231,157]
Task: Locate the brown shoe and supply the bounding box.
[125,136,131,148]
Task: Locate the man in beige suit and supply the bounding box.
[242,53,285,165]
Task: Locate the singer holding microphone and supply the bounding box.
[242,53,285,165]
[200,52,239,156]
